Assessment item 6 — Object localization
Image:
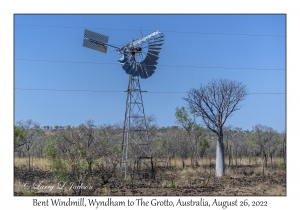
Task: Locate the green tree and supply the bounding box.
[198,136,210,158]
[45,139,68,183]
[14,126,27,150]
[15,119,44,170]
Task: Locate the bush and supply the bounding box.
[169,183,176,188]
[22,190,36,196]
[278,162,286,170]
[101,187,111,196]
[45,139,68,182]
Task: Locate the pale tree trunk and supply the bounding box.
[216,135,225,177]
[28,152,31,171]
[181,158,185,169]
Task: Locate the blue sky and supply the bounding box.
[14,14,286,132]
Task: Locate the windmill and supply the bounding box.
[83,29,164,178]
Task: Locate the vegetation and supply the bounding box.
[13,80,285,195]
[22,190,36,196]
[13,79,286,196]
[14,156,286,196]
[14,116,286,196]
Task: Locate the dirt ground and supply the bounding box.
[14,163,286,196]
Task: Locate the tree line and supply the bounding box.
[14,118,286,172]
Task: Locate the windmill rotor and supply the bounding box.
[117,31,164,79]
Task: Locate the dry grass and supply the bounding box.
[154,157,286,195]
[14,156,285,180]
[14,157,52,171]
[14,156,286,196]
[14,157,110,172]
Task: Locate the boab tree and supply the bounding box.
[184,79,248,176]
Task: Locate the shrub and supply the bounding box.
[22,190,36,196]
[278,162,286,170]
[101,187,111,196]
[169,180,176,188]
[45,139,68,182]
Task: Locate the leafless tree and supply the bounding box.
[279,131,286,164]
[157,127,178,166]
[253,125,270,167]
[172,128,189,168]
[252,124,278,175]
[223,125,237,166]
[224,127,247,166]
[15,119,43,170]
[184,79,248,176]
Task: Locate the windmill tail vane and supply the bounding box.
[83,29,164,79]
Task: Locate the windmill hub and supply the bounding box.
[129,46,142,57]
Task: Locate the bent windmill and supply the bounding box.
[83,29,164,178]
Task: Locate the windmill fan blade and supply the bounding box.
[140,63,149,79]
[122,58,136,74]
[142,64,155,78]
[118,55,126,63]
[118,31,164,79]
[150,39,164,44]
[148,50,160,56]
[132,31,161,46]
[148,47,162,51]
[143,55,158,66]
[119,54,134,74]
[152,38,164,42]
[130,64,137,76]
[150,37,164,42]
[133,65,140,77]
[141,60,156,74]
[146,53,159,61]
[125,63,134,74]
[137,64,145,78]
[122,64,130,73]
[148,43,163,47]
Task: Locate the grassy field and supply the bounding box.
[15,157,52,171]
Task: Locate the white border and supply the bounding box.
[2,1,298,209]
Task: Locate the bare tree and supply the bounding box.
[279,131,286,164]
[172,127,189,168]
[15,119,43,170]
[155,128,176,166]
[252,124,277,175]
[184,79,248,176]
[223,125,235,166]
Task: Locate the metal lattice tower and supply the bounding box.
[121,75,154,178]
